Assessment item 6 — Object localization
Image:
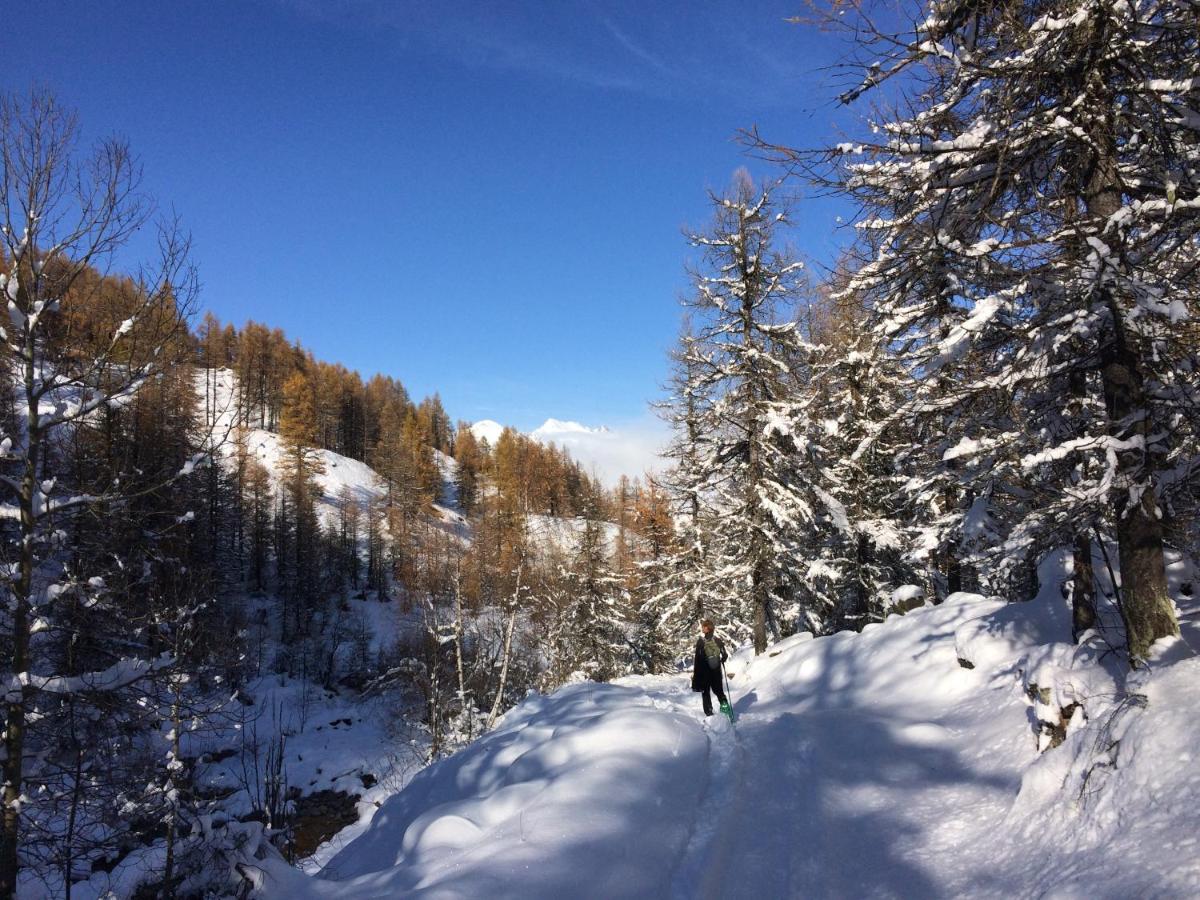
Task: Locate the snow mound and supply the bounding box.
[254,680,707,898]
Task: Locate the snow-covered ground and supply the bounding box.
[249,552,1200,899]
[188,368,1200,898]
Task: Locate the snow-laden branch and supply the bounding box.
[3,653,173,701]
[1022,435,1145,470]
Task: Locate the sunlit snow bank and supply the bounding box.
[247,548,1200,899]
[249,681,709,898]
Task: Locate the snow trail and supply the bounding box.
[669,712,744,900]
[255,588,1200,899]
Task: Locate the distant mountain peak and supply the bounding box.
[469,419,506,445]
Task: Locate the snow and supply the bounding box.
[236,428,387,531]
[194,369,470,538]
[927,294,1006,372]
[526,514,622,558]
[888,583,925,608]
[167,369,1200,898]
[5,653,172,697]
[247,548,1200,899]
[469,420,506,446]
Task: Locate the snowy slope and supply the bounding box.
[525,513,623,558]
[252,555,1200,899]
[198,368,388,528]
[197,368,467,537]
[239,428,384,526]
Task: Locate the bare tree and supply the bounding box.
[0,89,196,896]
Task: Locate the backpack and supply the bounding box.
[703,636,722,670]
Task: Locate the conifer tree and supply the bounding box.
[667,172,809,653]
[766,0,1199,660]
[277,371,325,645]
[653,330,720,652]
[545,498,626,685]
[453,423,485,515]
[629,480,676,671]
[238,435,274,593]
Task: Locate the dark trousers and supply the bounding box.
[702,678,727,716]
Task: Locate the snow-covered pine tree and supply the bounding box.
[627,479,675,673]
[650,328,722,655]
[794,280,918,630]
[544,497,627,685]
[766,0,1199,659]
[671,172,809,653]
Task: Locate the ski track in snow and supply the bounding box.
[668,703,744,900]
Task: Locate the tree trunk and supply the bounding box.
[1072,535,1097,641]
[1067,369,1099,641]
[1101,335,1178,661]
[847,532,872,631]
[452,584,472,743]
[484,604,519,734]
[741,247,771,655]
[1,347,40,899]
[1084,58,1178,663]
[746,374,769,654]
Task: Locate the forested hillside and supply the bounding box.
[0,94,682,898]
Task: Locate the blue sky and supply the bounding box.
[7,1,858,437]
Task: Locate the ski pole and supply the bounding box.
[721,660,735,722]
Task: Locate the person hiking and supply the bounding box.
[691,619,728,717]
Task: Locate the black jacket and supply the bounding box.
[691,635,727,692]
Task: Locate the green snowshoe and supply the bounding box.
[720,700,736,724]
